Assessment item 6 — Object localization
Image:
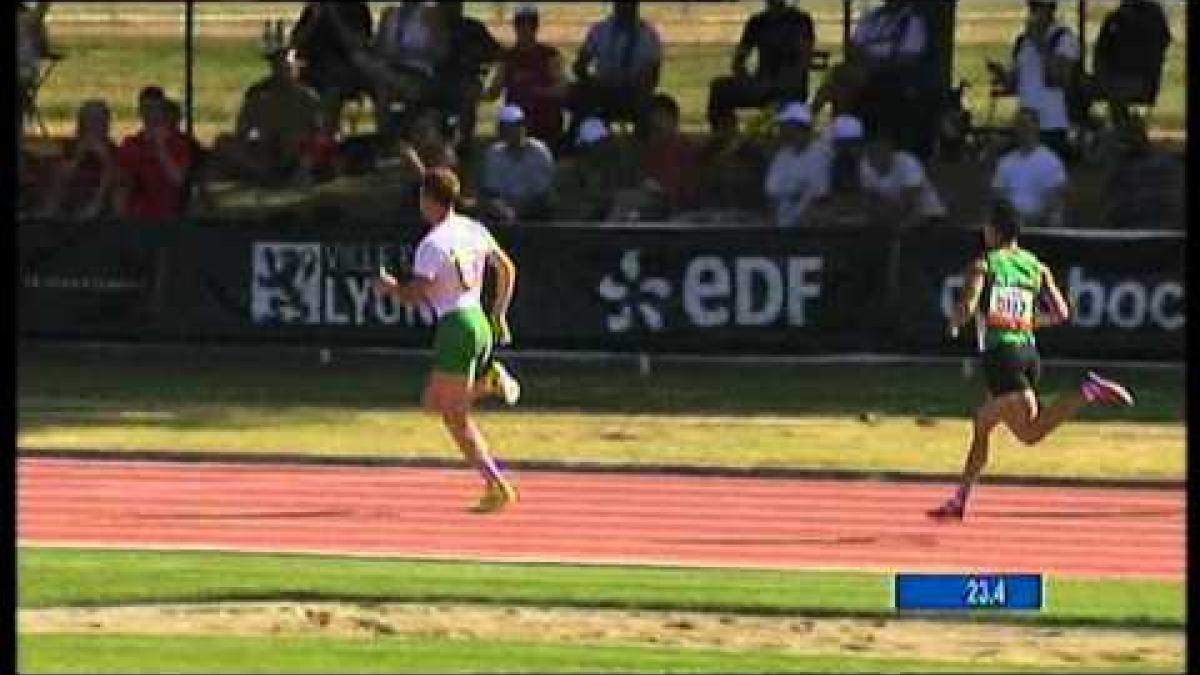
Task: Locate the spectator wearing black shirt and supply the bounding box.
[707,0,815,131]
[289,1,373,135]
[1093,0,1171,124]
[434,0,502,155]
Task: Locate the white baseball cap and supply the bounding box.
[777,102,812,126]
[577,117,610,145]
[497,104,525,125]
[831,115,864,141]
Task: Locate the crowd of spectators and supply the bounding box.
[17,0,1182,231]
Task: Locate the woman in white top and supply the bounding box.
[860,127,947,227]
[374,167,522,513]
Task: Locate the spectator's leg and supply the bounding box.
[707,75,739,130]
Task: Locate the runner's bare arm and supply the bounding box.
[1035,264,1071,327]
[950,257,987,333]
[487,247,517,344]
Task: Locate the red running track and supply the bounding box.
[17,458,1185,579]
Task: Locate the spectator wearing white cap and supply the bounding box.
[483,4,567,148]
[991,107,1068,227]
[552,116,640,221]
[861,125,947,228]
[764,102,833,228]
[805,114,875,226]
[480,105,556,223]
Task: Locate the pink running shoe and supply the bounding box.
[1081,371,1135,406]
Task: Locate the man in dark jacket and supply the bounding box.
[707,0,815,132]
[289,1,373,134]
[1093,0,1171,122]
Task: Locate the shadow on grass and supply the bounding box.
[17,347,1184,423]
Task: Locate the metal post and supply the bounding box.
[843,0,853,52]
[183,0,195,212]
[184,0,194,140]
[1078,0,1088,71]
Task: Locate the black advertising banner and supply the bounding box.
[505,225,891,353]
[17,221,1185,360]
[18,221,160,338]
[163,221,433,344]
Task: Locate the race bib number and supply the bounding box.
[986,285,1035,330]
[452,249,485,291]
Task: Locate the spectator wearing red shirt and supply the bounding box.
[36,99,120,221]
[483,4,566,148]
[117,86,191,223]
[637,94,699,216]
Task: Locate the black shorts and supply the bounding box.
[981,343,1041,397]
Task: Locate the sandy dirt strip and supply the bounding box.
[20,602,1182,670]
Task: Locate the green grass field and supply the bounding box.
[17,348,1185,479]
[26,634,1169,675]
[16,548,1186,673]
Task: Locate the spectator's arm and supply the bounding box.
[730,16,756,77]
[1043,31,1080,90]
[535,50,568,98]
[113,141,134,219]
[639,60,662,92]
[324,3,370,52]
[572,27,598,82]
[479,23,503,65]
[1041,157,1068,220]
[637,26,664,90]
[890,12,927,69]
[234,90,257,139]
[80,144,120,220]
[530,144,556,197]
[151,130,189,187]
[288,5,319,50]
[372,7,396,54]
[989,161,1009,204]
[482,59,507,101]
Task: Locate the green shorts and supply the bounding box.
[432,306,493,380]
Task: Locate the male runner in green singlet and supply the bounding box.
[928,202,1135,520]
[375,167,522,513]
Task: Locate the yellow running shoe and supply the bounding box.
[470,480,519,514]
[484,361,521,406]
